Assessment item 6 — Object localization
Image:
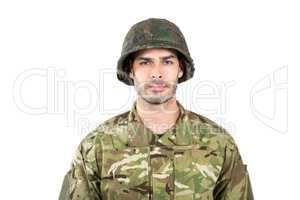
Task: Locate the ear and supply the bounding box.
[178,59,184,78]
[129,70,134,79]
[178,69,183,78]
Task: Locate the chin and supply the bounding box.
[142,94,174,105]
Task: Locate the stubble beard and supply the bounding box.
[133,77,179,105]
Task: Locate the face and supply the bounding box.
[129,48,183,105]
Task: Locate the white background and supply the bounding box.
[0,0,299,199]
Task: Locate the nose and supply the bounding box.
[151,64,163,79]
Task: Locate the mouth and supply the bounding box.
[148,84,166,92]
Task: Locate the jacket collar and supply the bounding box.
[127,100,192,147]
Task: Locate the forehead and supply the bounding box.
[133,48,178,59]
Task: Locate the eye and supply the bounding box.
[139,61,149,66]
[164,60,174,65]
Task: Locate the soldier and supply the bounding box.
[59,18,254,200]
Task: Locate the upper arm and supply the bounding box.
[59,134,102,200]
[213,136,254,200]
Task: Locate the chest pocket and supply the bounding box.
[173,145,222,200]
[100,146,151,200]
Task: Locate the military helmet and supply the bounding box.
[117,18,195,85]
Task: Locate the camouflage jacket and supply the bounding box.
[59,100,254,200]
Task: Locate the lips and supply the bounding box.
[149,84,166,92]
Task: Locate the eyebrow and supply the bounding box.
[160,55,176,60]
[136,54,176,61]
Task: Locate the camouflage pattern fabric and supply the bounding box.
[59,100,254,199]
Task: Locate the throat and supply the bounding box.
[136,97,181,134]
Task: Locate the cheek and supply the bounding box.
[133,69,149,81]
[164,68,179,79]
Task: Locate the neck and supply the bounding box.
[136,96,180,134]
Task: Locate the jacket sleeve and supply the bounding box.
[59,135,102,200]
[213,137,254,200]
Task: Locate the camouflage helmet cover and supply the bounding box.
[117,18,195,85]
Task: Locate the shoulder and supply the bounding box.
[78,110,131,152]
[185,110,237,151]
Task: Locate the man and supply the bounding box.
[59,18,254,200]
